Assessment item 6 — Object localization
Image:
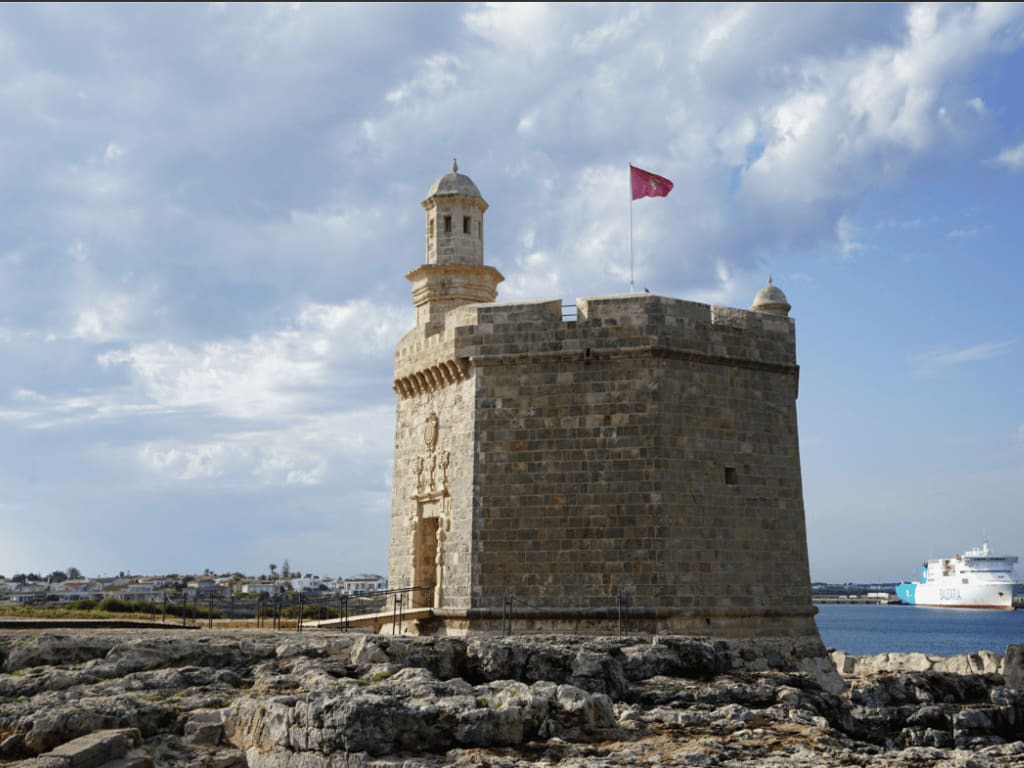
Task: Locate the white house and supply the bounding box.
[341,574,387,596]
[290,576,324,594]
[241,581,283,597]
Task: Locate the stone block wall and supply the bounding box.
[390,293,816,637]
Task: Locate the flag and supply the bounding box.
[630,164,673,200]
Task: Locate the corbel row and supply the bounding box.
[393,358,470,399]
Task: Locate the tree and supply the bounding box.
[12,574,26,584]
[47,570,68,583]
[281,560,291,579]
[269,564,278,579]
[67,566,82,580]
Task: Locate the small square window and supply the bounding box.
[443,215,452,233]
[463,216,471,234]
[724,467,738,485]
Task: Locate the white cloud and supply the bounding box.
[67,241,90,263]
[0,250,23,266]
[139,441,228,480]
[836,215,864,258]
[0,299,408,433]
[877,216,936,231]
[136,434,326,486]
[912,341,1013,374]
[947,226,979,238]
[13,388,45,402]
[385,54,462,105]
[133,405,392,488]
[463,3,562,58]
[97,299,406,420]
[72,294,137,342]
[714,117,758,166]
[570,7,643,55]
[741,3,1024,216]
[500,250,562,302]
[296,301,407,355]
[695,4,753,63]
[0,390,169,430]
[516,111,538,137]
[104,142,126,161]
[995,141,1024,171]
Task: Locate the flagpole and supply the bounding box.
[628,164,634,293]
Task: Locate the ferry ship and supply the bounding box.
[895,541,1018,610]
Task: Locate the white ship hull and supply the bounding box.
[906,580,1013,610]
[896,540,1018,610]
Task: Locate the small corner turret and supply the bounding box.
[407,161,503,333]
[750,276,791,317]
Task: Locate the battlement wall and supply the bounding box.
[450,294,796,371]
[394,293,798,402]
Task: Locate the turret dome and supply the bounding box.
[751,276,791,316]
[425,159,484,202]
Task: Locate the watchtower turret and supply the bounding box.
[407,161,503,332]
[751,276,791,317]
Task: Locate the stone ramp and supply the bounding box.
[305,606,434,633]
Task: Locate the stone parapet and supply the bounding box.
[445,294,797,373]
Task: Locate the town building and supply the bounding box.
[340,574,387,596]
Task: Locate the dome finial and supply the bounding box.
[768,275,773,285]
[452,158,458,173]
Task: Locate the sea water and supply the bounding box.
[814,603,1024,656]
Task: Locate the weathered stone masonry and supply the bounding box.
[389,164,816,638]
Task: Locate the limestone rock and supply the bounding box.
[3,633,117,672]
[1005,643,1024,690]
[4,628,1024,767]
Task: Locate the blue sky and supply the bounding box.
[1,3,1022,584]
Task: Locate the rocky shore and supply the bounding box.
[2,627,1023,767]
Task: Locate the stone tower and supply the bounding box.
[408,160,502,332]
[389,166,818,639]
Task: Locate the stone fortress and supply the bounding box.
[388,162,817,639]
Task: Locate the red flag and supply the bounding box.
[630,164,673,200]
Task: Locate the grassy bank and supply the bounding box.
[0,598,222,622]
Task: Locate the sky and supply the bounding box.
[0,3,1022,585]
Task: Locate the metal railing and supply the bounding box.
[142,584,439,633]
